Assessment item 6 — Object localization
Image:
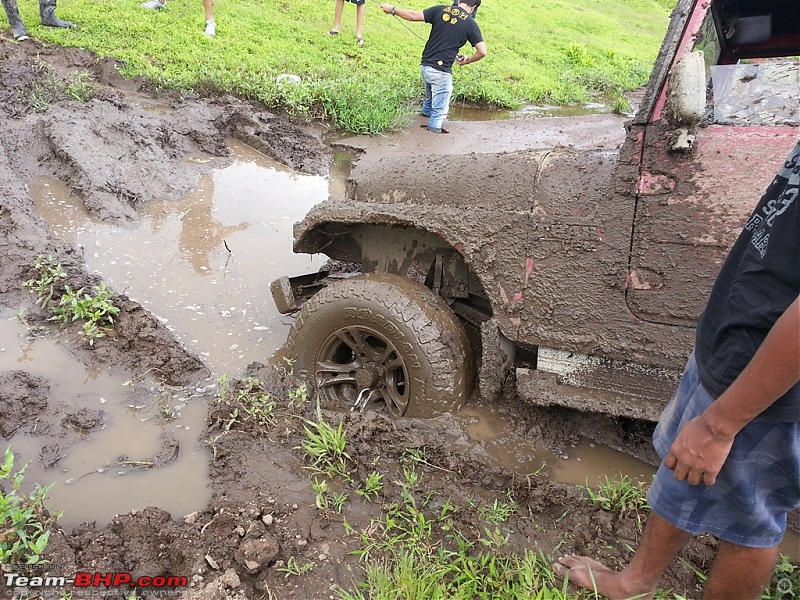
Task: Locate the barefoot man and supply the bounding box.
[556,140,800,599]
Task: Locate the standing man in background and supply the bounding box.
[380,0,486,133]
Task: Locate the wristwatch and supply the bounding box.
[391,6,396,14]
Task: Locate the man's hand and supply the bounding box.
[664,414,735,486]
[379,3,394,14]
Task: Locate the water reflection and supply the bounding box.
[32,139,336,375]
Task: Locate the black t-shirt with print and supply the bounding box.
[695,141,800,421]
[421,4,483,73]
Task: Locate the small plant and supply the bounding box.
[400,463,419,489]
[215,376,276,429]
[478,491,518,524]
[0,447,61,564]
[762,554,800,600]
[276,556,316,578]
[287,383,309,411]
[356,470,384,502]
[299,405,351,479]
[64,71,95,102]
[580,474,650,515]
[331,491,348,513]
[312,478,331,512]
[236,378,276,427]
[49,282,120,344]
[22,255,67,308]
[611,94,632,115]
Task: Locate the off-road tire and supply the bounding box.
[285,273,472,418]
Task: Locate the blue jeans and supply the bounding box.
[421,65,453,131]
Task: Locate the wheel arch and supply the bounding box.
[293,213,495,316]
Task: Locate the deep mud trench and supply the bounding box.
[0,33,794,600]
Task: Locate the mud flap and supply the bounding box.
[478,318,514,400]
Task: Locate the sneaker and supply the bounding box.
[427,126,442,133]
[141,0,165,8]
[356,36,364,47]
[204,19,216,36]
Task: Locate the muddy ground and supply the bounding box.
[0,32,773,599]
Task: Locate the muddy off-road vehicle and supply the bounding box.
[271,0,799,420]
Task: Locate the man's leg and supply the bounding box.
[703,541,779,600]
[555,512,690,600]
[426,69,452,132]
[355,2,364,42]
[329,0,344,33]
[420,67,433,118]
[203,0,215,36]
[1,0,29,39]
[39,0,72,28]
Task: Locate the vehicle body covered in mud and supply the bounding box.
[272,0,799,420]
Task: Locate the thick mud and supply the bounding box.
[0,32,793,600]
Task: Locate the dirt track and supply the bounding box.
[0,32,736,599]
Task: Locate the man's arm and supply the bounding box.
[379,3,425,21]
[665,295,800,486]
[456,41,486,65]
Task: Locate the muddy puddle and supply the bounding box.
[0,313,213,528]
[31,140,340,374]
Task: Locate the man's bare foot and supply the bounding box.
[553,555,654,600]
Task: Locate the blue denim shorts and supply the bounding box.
[648,352,800,548]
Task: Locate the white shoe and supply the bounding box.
[141,0,165,8]
[204,19,216,36]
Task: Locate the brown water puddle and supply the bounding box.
[31,140,338,374]
[19,140,344,527]
[0,313,213,528]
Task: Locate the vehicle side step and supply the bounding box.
[516,348,683,421]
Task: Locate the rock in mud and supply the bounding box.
[233,535,280,574]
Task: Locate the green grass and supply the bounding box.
[13,0,675,132]
[579,474,649,515]
[0,447,60,565]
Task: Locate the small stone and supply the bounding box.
[318,554,328,561]
[262,514,274,526]
[219,568,241,589]
[205,554,220,570]
[234,535,280,574]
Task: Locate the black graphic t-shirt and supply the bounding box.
[421,4,483,73]
[695,140,800,421]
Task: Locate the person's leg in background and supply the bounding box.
[423,66,452,133]
[329,0,344,34]
[203,0,215,36]
[420,65,433,118]
[355,1,365,45]
[2,0,29,39]
[39,0,73,28]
